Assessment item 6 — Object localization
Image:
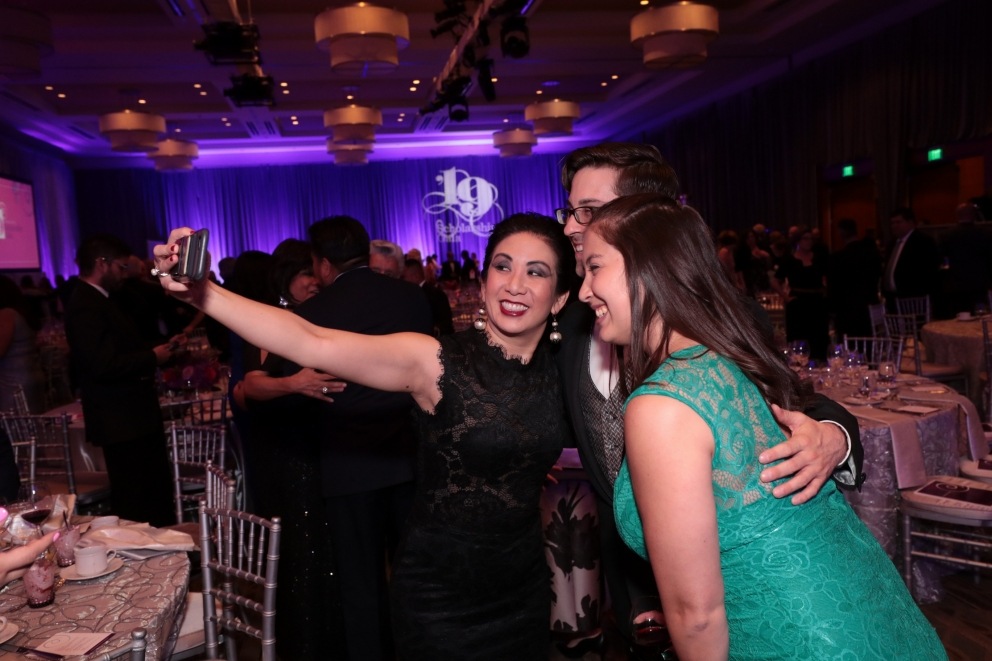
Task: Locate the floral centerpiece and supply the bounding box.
[159,348,221,393]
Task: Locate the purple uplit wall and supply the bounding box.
[73,152,571,271]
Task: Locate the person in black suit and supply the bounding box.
[403,258,454,336]
[438,250,460,283]
[63,235,177,526]
[882,207,941,310]
[263,217,432,661]
[829,218,882,338]
[554,143,864,656]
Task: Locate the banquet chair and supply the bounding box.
[842,335,903,371]
[896,295,932,326]
[167,423,227,524]
[170,461,240,660]
[161,392,229,428]
[900,476,992,596]
[884,313,968,394]
[199,503,281,661]
[96,628,147,661]
[12,385,30,415]
[1,412,112,511]
[868,303,887,337]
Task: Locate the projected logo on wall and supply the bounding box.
[422,167,504,242]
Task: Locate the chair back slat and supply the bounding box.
[1,413,74,495]
[199,503,281,661]
[168,423,226,523]
[896,295,931,326]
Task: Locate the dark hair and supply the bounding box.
[589,193,808,409]
[0,275,41,331]
[561,142,680,199]
[482,213,575,297]
[75,234,131,276]
[271,239,314,307]
[229,250,276,305]
[308,215,370,271]
[889,206,915,222]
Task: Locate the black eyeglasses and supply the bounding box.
[554,206,598,226]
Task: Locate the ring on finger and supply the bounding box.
[321,386,330,395]
[150,267,169,278]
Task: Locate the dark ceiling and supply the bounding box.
[0,0,950,168]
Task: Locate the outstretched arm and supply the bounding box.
[153,230,442,410]
[758,394,864,505]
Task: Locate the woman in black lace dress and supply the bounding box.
[153,214,574,660]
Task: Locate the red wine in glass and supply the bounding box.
[20,509,52,527]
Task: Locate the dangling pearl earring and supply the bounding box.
[548,315,562,343]
[473,307,487,331]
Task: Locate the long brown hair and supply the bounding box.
[589,193,809,410]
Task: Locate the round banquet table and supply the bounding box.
[816,375,963,602]
[921,317,988,412]
[0,551,190,660]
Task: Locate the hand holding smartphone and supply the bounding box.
[172,228,209,283]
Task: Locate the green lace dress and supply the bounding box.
[614,346,947,660]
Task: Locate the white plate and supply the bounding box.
[59,557,124,581]
[843,396,886,406]
[895,405,940,415]
[0,621,18,645]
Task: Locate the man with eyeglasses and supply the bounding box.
[553,143,864,656]
[64,234,178,526]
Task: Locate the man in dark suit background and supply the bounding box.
[829,218,882,338]
[882,206,941,310]
[64,234,177,526]
[403,257,454,336]
[269,216,432,661]
[553,143,864,656]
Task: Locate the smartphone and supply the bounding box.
[173,228,209,283]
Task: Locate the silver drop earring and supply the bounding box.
[549,315,562,343]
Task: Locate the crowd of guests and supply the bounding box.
[1,140,965,660]
[715,202,992,361]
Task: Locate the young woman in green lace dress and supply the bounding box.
[578,193,946,660]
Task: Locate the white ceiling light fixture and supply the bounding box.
[149,139,199,171]
[323,105,383,144]
[493,128,536,158]
[524,99,581,136]
[0,5,53,77]
[327,140,374,166]
[631,1,719,69]
[98,109,167,152]
[314,3,410,74]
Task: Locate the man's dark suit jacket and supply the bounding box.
[886,230,940,299]
[269,267,433,497]
[421,282,454,336]
[64,281,163,447]
[555,301,865,510]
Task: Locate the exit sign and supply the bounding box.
[841,165,854,177]
[927,148,943,161]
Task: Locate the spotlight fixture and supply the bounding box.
[500,16,529,59]
[477,58,496,102]
[448,96,469,122]
[195,22,261,65]
[224,73,275,107]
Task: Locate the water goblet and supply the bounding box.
[877,361,897,384]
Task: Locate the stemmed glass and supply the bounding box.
[630,596,677,660]
[789,341,810,371]
[5,484,52,540]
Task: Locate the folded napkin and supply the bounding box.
[83,522,195,552]
[898,389,986,462]
[845,405,927,488]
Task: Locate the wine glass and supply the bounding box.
[630,596,677,659]
[8,484,52,539]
